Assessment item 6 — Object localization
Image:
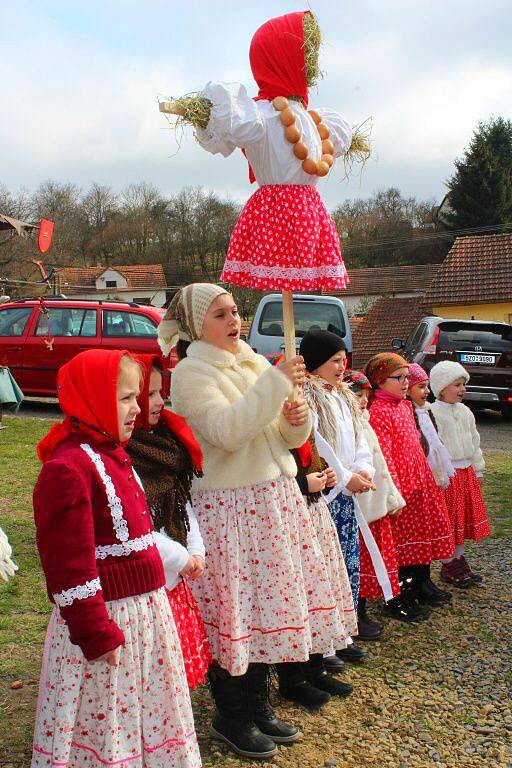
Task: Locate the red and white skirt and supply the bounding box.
[443,466,491,546]
[167,580,212,690]
[221,184,349,292]
[359,516,400,600]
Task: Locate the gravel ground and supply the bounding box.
[192,538,512,768]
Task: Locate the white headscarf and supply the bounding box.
[158,283,229,355]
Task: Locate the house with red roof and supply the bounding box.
[54,264,168,307]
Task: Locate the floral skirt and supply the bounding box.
[359,515,400,600]
[32,589,201,768]
[167,581,212,691]
[443,467,491,546]
[189,476,346,676]
[221,184,349,292]
[308,499,357,641]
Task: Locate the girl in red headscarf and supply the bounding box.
[125,354,212,691]
[159,11,354,293]
[32,350,200,768]
[364,354,454,624]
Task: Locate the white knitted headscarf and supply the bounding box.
[158,283,229,355]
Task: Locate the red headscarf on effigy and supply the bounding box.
[133,353,203,473]
[36,349,133,462]
[244,10,311,182]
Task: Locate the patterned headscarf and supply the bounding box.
[408,363,429,389]
[344,370,372,393]
[363,353,409,388]
[158,283,229,355]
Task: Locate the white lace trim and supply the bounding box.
[53,577,101,607]
[95,532,155,560]
[80,443,129,542]
[222,259,349,281]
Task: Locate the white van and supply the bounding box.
[247,294,352,364]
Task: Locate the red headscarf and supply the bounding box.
[133,353,203,473]
[250,11,310,108]
[37,349,134,462]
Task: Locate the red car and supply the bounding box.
[0,298,176,397]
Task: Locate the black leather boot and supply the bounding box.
[275,662,330,708]
[409,564,452,604]
[309,654,353,698]
[248,664,302,744]
[399,567,431,618]
[381,593,426,623]
[208,663,278,759]
[336,644,367,663]
[357,597,384,640]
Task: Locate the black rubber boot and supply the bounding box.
[248,664,302,744]
[275,662,330,709]
[309,654,353,698]
[208,664,278,759]
[357,597,384,640]
[409,564,452,605]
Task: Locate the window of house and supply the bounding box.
[102,310,157,338]
[105,280,117,288]
[35,308,97,337]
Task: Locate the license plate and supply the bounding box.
[460,353,496,365]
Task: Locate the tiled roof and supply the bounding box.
[423,234,512,306]
[55,264,167,292]
[330,263,439,298]
[351,296,434,370]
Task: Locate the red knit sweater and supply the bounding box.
[33,433,164,660]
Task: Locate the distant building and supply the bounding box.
[54,264,168,307]
[423,233,512,324]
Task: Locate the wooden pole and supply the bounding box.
[282,290,298,401]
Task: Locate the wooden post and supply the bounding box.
[282,290,297,401]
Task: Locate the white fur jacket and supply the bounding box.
[430,400,485,475]
[356,412,406,524]
[170,340,312,490]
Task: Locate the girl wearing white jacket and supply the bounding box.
[430,361,491,588]
[344,371,405,632]
[159,283,347,760]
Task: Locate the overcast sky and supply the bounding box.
[2,0,511,209]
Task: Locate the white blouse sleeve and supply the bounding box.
[315,108,353,158]
[196,81,266,157]
[186,504,206,559]
[153,530,189,590]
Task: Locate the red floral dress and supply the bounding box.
[369,398,454,566]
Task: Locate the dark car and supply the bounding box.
[392,317,512,419]
[0,297,176,397]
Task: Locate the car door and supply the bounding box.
[101,308,159,355]
[21,306,100,394]
[0,304,35,390]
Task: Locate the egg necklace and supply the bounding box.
[272,96,335,177]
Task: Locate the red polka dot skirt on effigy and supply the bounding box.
[221,184,349,292]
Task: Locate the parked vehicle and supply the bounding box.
[0,298,175,397]
[247,294,352,365]
[393,317,512,419]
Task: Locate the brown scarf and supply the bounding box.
[292,430,328,505]
[127,422,201,546]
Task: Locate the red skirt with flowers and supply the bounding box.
[167,581,212,691]
[359,516,400,600]
[221,184,349,292]
[443,467,491,546]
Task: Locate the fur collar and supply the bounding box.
[186,339,259,368]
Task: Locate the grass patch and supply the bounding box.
[484,451,512,537]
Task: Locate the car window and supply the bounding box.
[438,324,512,352]
[35,308,97,337]
[404,322,429,355]
[102,310,157,338]
[0,306,33,336]
[258,301,345,338]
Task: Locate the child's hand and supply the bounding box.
[324,466,337,488]
[278,356,306,387]
[389,508,402,516]
[346,473,375,494]
[358,470,373,483]
[307,472,327,493]
[179,555,196,578]
[188,555,205,580]
[90,646,120,666]
[282,398,309,426]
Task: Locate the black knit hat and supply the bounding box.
[300,330,346,373]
